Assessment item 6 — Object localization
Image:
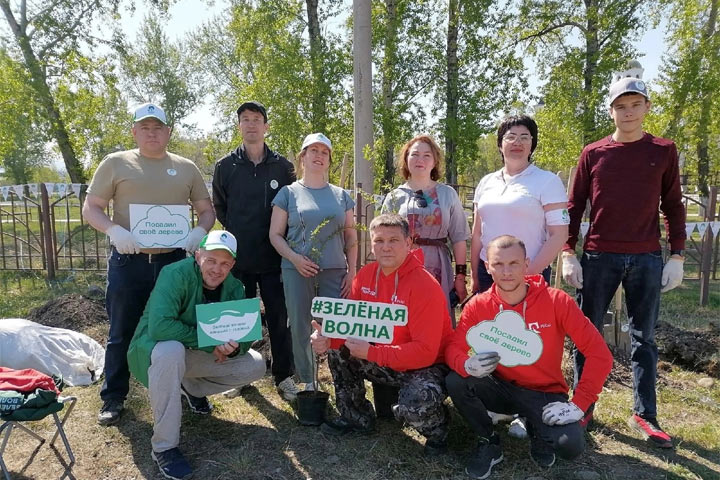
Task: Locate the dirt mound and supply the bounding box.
[27,293,108,344]
[656,321,720,378]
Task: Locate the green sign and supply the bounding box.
[196,298,262,348]
[311,296,408,344]
[466,310,544,367]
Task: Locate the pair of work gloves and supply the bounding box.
[464,352,584,426]
[106,224,207,255]
[561,251,684,293]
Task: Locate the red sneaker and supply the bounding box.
[628,414,673,449]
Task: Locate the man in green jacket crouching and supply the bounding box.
[128,230,266,480]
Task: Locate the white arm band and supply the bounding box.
[545,208,570,226]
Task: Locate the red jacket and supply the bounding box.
[330,249,454,371]
[445,276,612,411]
[0,367,60,394]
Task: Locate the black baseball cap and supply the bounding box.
[236,101,267,122]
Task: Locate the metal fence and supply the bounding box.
[0,184,109,277]
[1,181,718,302]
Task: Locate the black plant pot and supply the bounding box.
[296,390,329,426]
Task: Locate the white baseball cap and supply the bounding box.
[608,77,649,106]
[301,133,332,152]
[199,230,237,258]
[133,103,168,125]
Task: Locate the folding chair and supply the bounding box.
[0,396,77,480]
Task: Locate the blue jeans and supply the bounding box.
[100,248,186,402]
[573,250,662,418]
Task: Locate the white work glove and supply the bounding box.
[464,351,500,378]
[541,401,584,426]
[660,257,684,293]
[562,251,583,289]
[106,225,140,254]
[184,226,207,253]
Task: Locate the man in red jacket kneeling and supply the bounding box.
[446,235,612,479]
[311,214,454,455]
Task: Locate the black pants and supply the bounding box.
[101,248,186,402]
[446,372,585,460]
[237,270,294,385]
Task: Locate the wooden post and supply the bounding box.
[40,183,56,280]
[699,186,717,306]
[340,152,349,189]
[355,183,363,271]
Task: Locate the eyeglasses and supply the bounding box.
[502,133,533,144]
[414,190,428,208]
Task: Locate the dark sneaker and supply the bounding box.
[423,438,448,457]
[320,417,374,436]
[530,436,556,468]
[466,434,503,479]
[152,448,192,480]
[628,414,673,449]
[97,399,124,426]
[180,385,212,415]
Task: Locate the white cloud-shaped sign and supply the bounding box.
[466,310,543,367]
[129,204,190,248]
[198,310,259,343]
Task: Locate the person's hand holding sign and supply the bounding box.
[541,401,584,426]
[310,320,330,355]
[345,338,371,360]
[184,226,207,253]
[464,351,500,378]
[107,224,141,254]
[213,340,239,363]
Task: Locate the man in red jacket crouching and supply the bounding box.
[311,213,454,455]
[446,235,612,479]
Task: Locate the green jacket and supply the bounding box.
[127,257,250,387]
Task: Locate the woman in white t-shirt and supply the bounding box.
[471,115,569,293]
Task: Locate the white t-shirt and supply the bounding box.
[473,164,567,261]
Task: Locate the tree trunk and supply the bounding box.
[582,0,599,145]
[1,2,86,183]
[694,0,718,198]
[444,0,459,185]
[305,0,327,132]
[381,0,399,187]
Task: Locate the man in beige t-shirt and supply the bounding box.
[83,103,215,426]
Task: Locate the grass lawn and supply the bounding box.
[0,271,718,480]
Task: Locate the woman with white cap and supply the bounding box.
[269,133,357,391]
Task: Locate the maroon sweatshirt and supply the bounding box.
[565,133,686,253]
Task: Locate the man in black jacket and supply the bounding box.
[212,101,298,400]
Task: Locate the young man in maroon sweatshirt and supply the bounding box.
[446,235,612,479]
[562,76,686,448]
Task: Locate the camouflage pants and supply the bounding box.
[327,348,450,442]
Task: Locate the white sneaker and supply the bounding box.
[277,377,300,401]
[304,383,315,392]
